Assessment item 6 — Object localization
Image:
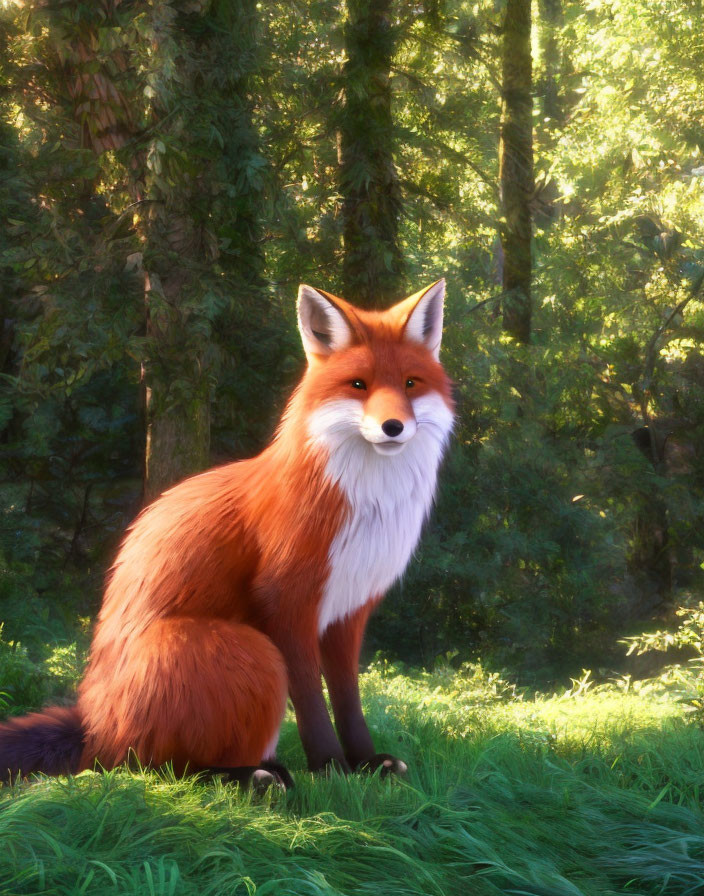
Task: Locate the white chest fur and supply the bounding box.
[308,394,453,634]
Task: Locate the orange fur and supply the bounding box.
[1,282,453,780]
[78,437,345,772]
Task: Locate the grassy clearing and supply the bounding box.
[1,663,703,895]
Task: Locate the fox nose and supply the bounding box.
[381,419,404,438]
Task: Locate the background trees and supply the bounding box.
[2,0,704,690]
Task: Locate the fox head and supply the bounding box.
[293,280,454,464]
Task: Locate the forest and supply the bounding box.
[2,1,704,892]
[3,0,704,687]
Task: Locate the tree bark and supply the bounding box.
[61,0,134,159]
[537,0,564,126]
[141,263,212,501]
[140,0,265,501]
[339,0,403,308]
[138,3,210,501]
[499,0,534,343]
[630,426,672,604]
[29,0,205,502]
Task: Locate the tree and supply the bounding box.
[499,0,533,343]
[338,0,403,307]
[136,0,267,500]
[536,0,565,127]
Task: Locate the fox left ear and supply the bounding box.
[400,279,445,360]
[297,285,354,361]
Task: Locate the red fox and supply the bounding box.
[0,280,454,788]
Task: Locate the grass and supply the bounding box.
[1,662,703,895]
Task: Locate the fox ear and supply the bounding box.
[297,285,354,360]
[401,279,445,360]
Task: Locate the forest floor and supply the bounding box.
[1,662,703,896]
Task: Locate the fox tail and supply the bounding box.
[0,705,84,783]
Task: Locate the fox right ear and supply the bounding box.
[297,285,354,360]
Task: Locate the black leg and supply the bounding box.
[321,602,407,777]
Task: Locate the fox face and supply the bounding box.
[296,280,454,461]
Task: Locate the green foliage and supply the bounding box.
[43,641,87,696]
[626,602,704,658]
[0,623,87,718]
[2,0,704,680]
[625,601,704,723]
[0,2,144,634]
[0,630,84,716]
[1,668,703,894]
[0,627,47,715]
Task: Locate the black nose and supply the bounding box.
[381,418,404,438]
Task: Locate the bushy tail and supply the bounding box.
[0,705,84,783]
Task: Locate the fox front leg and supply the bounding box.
[320,601,407,777]
[267,609,349,773]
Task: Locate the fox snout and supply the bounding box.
[361,389,417,454]
[361,418,418,454]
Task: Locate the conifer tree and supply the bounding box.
[339,0,403,308]
[499,0,533,342]
[137,0,265,499]
[536,0,564,127]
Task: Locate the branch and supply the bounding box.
[639,269,704,427]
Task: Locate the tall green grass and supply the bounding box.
[1,663,703,895]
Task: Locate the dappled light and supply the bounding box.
[2,0,704,891]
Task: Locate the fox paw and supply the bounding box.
[257,760,295,790]
[204,762,294,792]
[250,768,285,794]
[356,753,408,778]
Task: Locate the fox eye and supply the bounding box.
[351,379,367,390]
[406,378,415,388]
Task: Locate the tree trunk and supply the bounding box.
[339,0,403,308]
[31,0,203,502]
[499,0,534,343]
[533,0,571,227]
[139,0,265,501]
[537,0,564,127]
[138,4,209,501]
[144,396,210,503]
[62,0,134,160]
[630,426,673,605]
[142,265,212,501]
